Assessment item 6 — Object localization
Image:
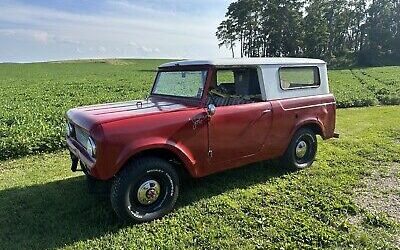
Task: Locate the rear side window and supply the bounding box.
[279,67,320,89]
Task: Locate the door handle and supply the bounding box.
[262,109,272,114]
[191,114,208,129]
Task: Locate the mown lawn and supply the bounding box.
[0,106,399,249]
[0,60,399,161]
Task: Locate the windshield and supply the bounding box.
[152,70,208,98]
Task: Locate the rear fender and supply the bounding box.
[291,119,325,139]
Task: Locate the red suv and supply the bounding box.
[66,58,337,222]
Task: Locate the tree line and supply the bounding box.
[216,0,400,67]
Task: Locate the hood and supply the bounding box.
[67,98,194,131]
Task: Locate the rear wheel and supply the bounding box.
[111,157,179,222]
[281,128,317,171]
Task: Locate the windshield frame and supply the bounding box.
[150,66,210,101]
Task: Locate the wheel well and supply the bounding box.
[301,123,323,137]
[125,148,191,179]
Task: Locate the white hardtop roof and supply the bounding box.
[159,57,326,68]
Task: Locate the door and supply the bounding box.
[207,101,273,164]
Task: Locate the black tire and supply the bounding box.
[111,157,179,223]
[280,128,317,171]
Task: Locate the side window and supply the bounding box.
[208,68,262,107]
[217,70,234,84]
[279,67,320,89]
[216,70,236,95]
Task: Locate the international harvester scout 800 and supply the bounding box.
[66,58,338,222]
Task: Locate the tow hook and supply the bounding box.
[70,152,80,172]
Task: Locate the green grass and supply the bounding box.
[0,60,399,161]
[328,70,378,108]
[0,106,399,249]
[351,67,400,105]
[0,59,168,160]
[329,67,400,108]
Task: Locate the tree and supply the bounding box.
[347,0,368,52]
[261,0,304,57]
[388,0,400,61]
[303,1,329,58]
[216,0,400,67]
[216,19,237,58]
[360,0,399,65]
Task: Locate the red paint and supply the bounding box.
[66,65,336,180]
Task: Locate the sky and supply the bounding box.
[0,0,234,62]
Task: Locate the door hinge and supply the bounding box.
[208,149,213,158]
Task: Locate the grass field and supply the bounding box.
[330,67,400,108]
[0,59,168,160]
[0,59,399,161]
[0,106,399,249]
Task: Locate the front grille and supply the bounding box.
[75,126,89,149]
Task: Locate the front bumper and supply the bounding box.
[66,137,95,173]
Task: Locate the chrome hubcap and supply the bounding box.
[295,140,308,158]
[137,180,161,205]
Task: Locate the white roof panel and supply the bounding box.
[159,57,326,68]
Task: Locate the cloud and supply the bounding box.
[128,41,138,47]
[98,46,106,52]
[0,0,235,62]
[0,28,52,44]
[139,46,160,54]
[0,2,215,41]
[58,37,82,45]
[33,31,49,44]
[0,29,17,36]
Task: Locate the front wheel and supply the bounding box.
[280,128,317,171]
[111,157,179,222]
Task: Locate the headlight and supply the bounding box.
[66,122,74,137]
[86,137,96,158]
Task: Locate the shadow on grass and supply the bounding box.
[0,161,289,250]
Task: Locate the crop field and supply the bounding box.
[330,67,400,108]
[0,59,167,160]
[0,106,399,249]
[0,59,399,161]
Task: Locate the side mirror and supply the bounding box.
[207,104,216,117]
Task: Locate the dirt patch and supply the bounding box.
[355,162,400,221]
[349,162,400,247]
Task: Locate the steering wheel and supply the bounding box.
[209,89,225,97]
[216,84,229,94]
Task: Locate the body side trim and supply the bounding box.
[280,102,336,111]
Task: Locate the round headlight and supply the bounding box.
[86,137,96,158]
[66,122,74,137]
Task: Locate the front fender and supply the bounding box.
[114,137,197,176]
